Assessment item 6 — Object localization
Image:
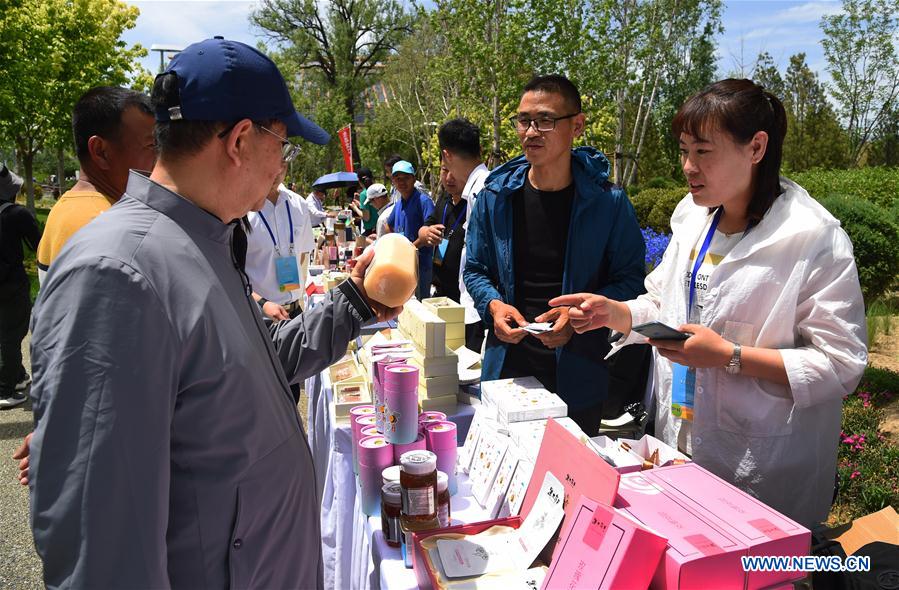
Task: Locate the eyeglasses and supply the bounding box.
[217,121,301,163]
[509,112,580,133]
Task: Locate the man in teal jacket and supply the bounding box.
[463,75,645,434]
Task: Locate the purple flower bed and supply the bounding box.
[642,227,671,272]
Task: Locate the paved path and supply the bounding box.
[0,335,41,589]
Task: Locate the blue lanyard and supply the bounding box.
[441,200,467,236]
[687,207,723,320]
[258,200,294,254]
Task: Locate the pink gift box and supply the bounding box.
[521,419,620,562]
[646,463,810,589]
[615,472,747,589]
[542,496,667,590]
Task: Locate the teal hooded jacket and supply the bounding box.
[463,146,646,409]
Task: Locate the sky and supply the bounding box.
[122,0,843,83]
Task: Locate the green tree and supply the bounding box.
[252,0,415,166]
[752,51,785,99]
[783,53,848,171]
[821,0,899,165]
[0,0,144,210]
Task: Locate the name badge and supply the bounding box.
[432,238,449,266]
[275,256,301,292]
[671,362,695,421]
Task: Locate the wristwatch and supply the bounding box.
[725,342,742,375]
[258,297,269,308]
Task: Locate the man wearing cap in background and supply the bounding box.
[0,164,40,409]
[384,160,436,299]
[27,38,400,589]
[351,181,388,237]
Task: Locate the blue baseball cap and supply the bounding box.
[155,37,330,145]
[391,160,415,176]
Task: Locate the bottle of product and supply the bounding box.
[399,450,438,522]
[399,450,440,568]
[436,471,451,528]
[381,483,403,548]
[326,232,339,271]
[363,233,418,307]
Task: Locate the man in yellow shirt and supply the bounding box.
[37,86,156,283]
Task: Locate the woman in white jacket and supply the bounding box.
[552,79,867,527]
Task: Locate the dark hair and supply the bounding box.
[151,73,224,158]
[357,167,373,181]
[438,118,481,160]
[383,154,403,169]
[672,79,788,223]
[72,86,152,162]
[522,75,582,114]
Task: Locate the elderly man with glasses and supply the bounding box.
[463,74,646,436]
[26,37,400,589]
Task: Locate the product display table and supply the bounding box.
[306,368,476,590]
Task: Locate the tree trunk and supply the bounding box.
[23,151,35,213]
[57,145,66,196]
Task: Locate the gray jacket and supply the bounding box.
[29,172,373,589]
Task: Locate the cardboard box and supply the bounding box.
[332,378,371,417]
[480,377,544,410]
[445,336,465,350]
[411,516,522,590]
[328,356,361,384]
[468,428,509,507]
[418,373,459,399]
[615,472,747,589]
[520,419,621,561]
[421,296,466,324]
[496,458,533,518]
[648,462,810,589]
[617,434,691,468]
[828,505,898,556]
[494,388,567,426]
[408,348,458,378]
[418,394,457,412]
[398,299,447,358]
[590,435,646,473]
[484,447,520,519]
[543,496,667,590]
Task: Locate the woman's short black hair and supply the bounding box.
[72,86,152,162]
[672,78,788,223]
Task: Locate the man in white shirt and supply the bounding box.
[247,163,315,322]
[438,118,490,352]
[305,186,327,226]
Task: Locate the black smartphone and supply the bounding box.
[631,321,691,341]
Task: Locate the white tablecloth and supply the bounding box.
[306,369,477,590]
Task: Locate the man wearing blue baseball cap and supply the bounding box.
[384,159,436,298]
[27,37,400,589]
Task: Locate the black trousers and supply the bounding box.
[465,321,485,354]
[0,280,30,395]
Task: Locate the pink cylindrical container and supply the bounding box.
[426,421,458,496]
[392,433,427,464]
[358,435,394,516]
[361,424,380,438]
[374,357,407,434]
[382,365,420,445]
[418,411,447,436]
[352,414,378,475]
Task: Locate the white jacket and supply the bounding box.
[616,178,867,527]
